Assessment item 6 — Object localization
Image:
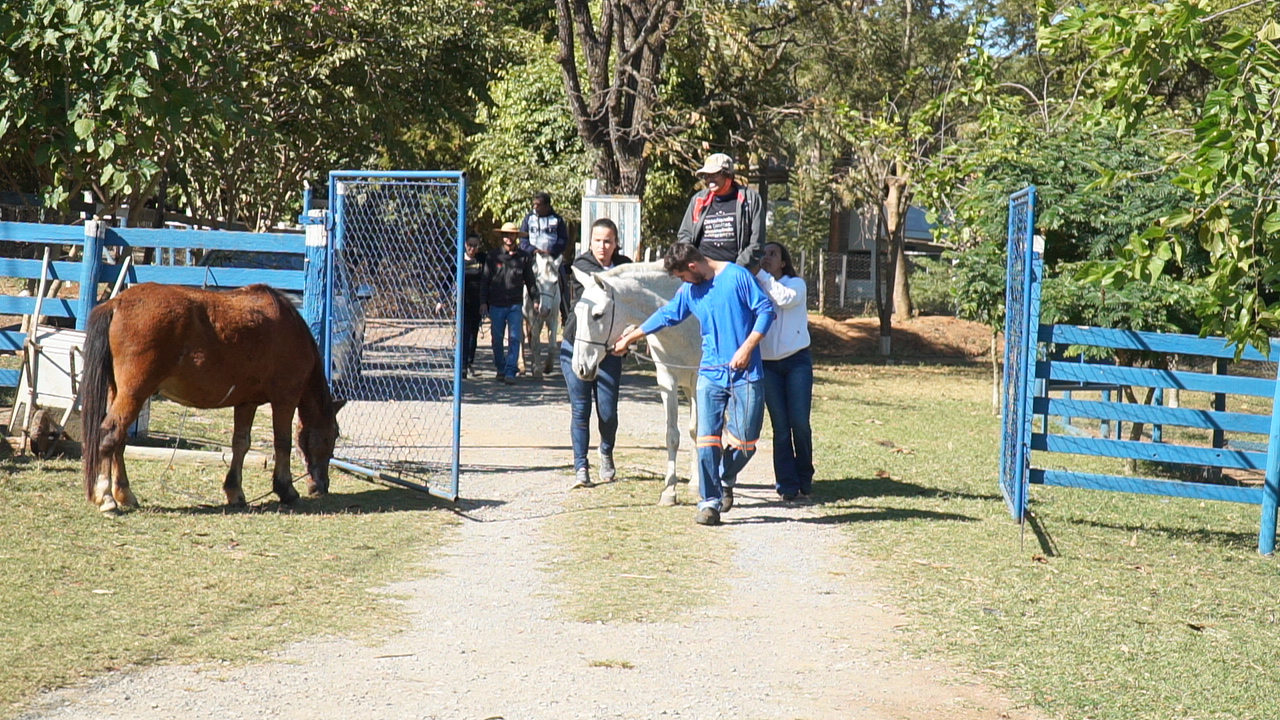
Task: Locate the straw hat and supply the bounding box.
[499,221,521,234]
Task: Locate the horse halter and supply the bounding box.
[574,281,619,354]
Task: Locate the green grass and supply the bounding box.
[546,463,732,623]
[810,362,1280,720]
[0,452,455,717]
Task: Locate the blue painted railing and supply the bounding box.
[999,189,1280,555]
[0,219,314,390]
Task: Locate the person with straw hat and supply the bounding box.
[480,222,538,384]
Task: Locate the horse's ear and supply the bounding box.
[332,398,347,414]
[592,273,607,289]
[570,265,593,288]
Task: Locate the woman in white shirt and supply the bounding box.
[756,242,814,501]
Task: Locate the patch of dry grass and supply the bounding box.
[0,453,455,718]
[546,463,732,623]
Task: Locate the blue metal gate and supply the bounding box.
[317,171,466,501]
[998,186,1039,521]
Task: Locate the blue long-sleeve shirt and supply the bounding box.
[639,262,775,385]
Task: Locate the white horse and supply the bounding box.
[570,263,702,506]
[523,252,561,380]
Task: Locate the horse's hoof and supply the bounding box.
[277,491,301,506]
[658,494,677,507]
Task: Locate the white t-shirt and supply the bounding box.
[756,271,810,361]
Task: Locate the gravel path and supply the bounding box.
[22,370,1038,720]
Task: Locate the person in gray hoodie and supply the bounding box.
[676,153,765,270]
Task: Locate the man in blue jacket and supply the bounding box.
[519,192,570,258]
[611,243,775,526]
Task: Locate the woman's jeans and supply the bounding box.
[488,304,523,378]
[762,347,815,496]
[695,376,764,511]
[462,304,482,368]
[560,341,621,471]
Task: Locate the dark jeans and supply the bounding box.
[762,347,814,496]
[462,304,482,368]
[559,341,621,471]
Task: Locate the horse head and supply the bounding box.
[531,253,561,320]
[298,371,344,495]
[571,266,619,381]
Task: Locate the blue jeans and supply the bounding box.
[559,341,621,471]
[695,376,764,511]
[462,304,482,368]
[488,304,523,378]
[763,348,814,496]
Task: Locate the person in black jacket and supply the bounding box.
[460,232,487,378]
[481,222,538,385]
[561,217,632,488]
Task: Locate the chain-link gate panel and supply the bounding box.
[326,172,465,500]
[998,186,1038,521]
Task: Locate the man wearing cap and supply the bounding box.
[677,153,766,270]
[481,222,539,384]
[519,192,570,257]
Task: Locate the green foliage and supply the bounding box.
[468,37,592,228]
[0,0,507,227]
[907,256,955,316]
[1038,1,1280,355]
[0,0,222,208]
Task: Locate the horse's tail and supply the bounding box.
[81,303,115,500]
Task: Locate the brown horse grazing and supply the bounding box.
[81,283,341,512]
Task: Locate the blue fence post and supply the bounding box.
[300,186,327,346]
[451,175,468,491]
[77,220,105,330]
[1258,365,1280,555]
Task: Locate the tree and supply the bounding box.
[553,0,684,196]
[1037,0,1280,354]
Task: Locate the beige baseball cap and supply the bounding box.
[695,153,735,176]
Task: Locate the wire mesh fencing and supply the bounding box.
[327,173,464,499]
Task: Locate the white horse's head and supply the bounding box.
[530,253,561,319]
[571,266,620,381]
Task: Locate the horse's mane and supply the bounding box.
[599,261,670,283]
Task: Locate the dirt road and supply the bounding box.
[22,371,1036,720]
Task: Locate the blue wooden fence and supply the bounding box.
[0,219,314,391]
[999,186,1280,554]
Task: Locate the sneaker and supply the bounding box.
[571,468,594,489]
[721,487,734,513]
[695,507,721,526]
[599,452,616,481]
[503,375,515,385]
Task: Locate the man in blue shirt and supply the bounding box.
[612,243,775,526]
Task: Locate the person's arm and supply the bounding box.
[522,255,539,311]
[550,215,569,257]
[728,278,775,370]
[755,270,802,309]
[729,330,767,371]
[479,257,493,313]
[676,194,699,245]
[736,188,766,269]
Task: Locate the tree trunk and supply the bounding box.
[884,171,913,322]
[554,0,683,197]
